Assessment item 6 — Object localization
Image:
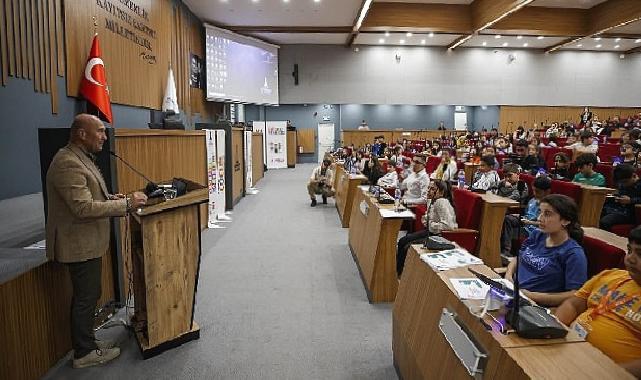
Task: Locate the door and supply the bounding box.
[454,112,468,131]
[318,123,335,163]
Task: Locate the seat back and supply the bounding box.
[595,163,614,188]
[550,179,581,200]
[598,144,621,163]
[452,188,483,230]
[426,156,441,175]
[520,173,535,198]
[582,235,626,277]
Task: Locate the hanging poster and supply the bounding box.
[252,121,267,166]
[244,131,253,189]
[265,121,287,169]
[215,129,227,217]
[205,129,219,228]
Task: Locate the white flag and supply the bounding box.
[162,68,179,114]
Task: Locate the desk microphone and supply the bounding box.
[108,151,162,197]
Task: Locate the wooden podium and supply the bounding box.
[128,182,208,359]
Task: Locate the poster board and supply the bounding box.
[244,131,253,189]
[206,129,227,227]
[265,121,288,169]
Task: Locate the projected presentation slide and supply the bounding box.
[205,26,279,105]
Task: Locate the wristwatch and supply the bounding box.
[125,195,132,212]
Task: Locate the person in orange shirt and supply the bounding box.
[556,226,641,377]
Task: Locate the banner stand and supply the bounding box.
[206,129,230,228]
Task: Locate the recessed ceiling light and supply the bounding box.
[595,37,602,41]
[615,38,621,42]
[421,39,426,44]
[537,36,544,40]
[282,0,288,2]
[495,35,502,39]
[615,45,621,49]
[406,32,413,37]
[314,0,321,2]
[502,42,509,47]
[577,44,583,47]
[399,39,405,44]
[636,39,641,43]
[482,41,487,46]
[523,43,528,47]
[385,31,390,37]
[428,32,434,38]
[379,38,385,44]
[517,35,523,39]
[596,44,602,48]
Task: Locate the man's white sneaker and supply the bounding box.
[72,347,120,369]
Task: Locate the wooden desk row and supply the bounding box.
[348,188,414,302]
[334,166,368,228]
[393,245,633,380]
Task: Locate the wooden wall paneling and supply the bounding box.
[30,0,39,92]
[24,0,32,80]
[47,0,56,112]
[54,0,62,76]
[231,128,245,203]
[492,7,589,37]
[5,0,14,76]
[297,129,316,153]
[12,0,22,78]
[18,0,26,77]
[0,0,8,85]
[37,0,45,92]
[42,0,50,93]
[362,3,472,34]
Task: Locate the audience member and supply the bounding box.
[430,149,458,182]
[496,163,528,203]
[307,159,334,207]
[400,155,429,205]
[501,176,552,257]
[471,155,500,192]
[600,164,641,231]
[550,152,572,180]
[396,180,457,277]
[522,144,546,174]
[363,156,384,186]
[505,195,587,306]
[555,226,641,376]
[570,130,599,156]
[573,153,606,187]
[377,165,399,188]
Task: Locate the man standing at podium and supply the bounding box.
[45,114,147,368]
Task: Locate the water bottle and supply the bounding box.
[536,168,546,178]
[395,186,402,212]
[457,170,466,189]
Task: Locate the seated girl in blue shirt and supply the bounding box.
[505,194,588,307]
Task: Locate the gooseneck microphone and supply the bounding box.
[109,151,161,196]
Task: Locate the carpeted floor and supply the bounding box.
[43,163,396,380]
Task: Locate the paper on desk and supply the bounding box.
[379,209,415,219]
[24,239,46,250]
[420,248,483,271]
[359,185,370,191]
[450,278,491,300]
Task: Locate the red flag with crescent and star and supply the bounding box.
[79,35,113,123]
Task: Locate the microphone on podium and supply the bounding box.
[108,151,163,197]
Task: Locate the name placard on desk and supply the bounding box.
[359,200,369,216]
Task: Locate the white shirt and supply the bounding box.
[377,171,398,188]
[421,198,459,234]
[310,166,334,188]
[401,169,429,205]
[430,159,458,182]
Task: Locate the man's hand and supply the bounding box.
[130,191,147,208]
[617,195,632,205]
[114,193,126,199]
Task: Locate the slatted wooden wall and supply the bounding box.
[500,106,641,133]
[0,0,221,120]
[0,0,65,113]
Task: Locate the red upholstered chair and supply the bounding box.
[598,144,621,163]
[611,206,641,238]
[412,204,428,232]
[426,156,441,174]
[520,173,535,198]
[551,179,581,200]
[595,163,614,188]
[457,161,465,171]
[555,137,568,147]
[582,235,626,277]
[441,188,483,253]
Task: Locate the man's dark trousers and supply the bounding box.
[67,257,102,358]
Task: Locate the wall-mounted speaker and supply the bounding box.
[292,64,299,85]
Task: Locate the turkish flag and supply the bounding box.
[79,35,113,123]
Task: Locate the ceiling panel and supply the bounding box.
[463,34,566,49]
[529,0,607,9]
[355,32,461,46]
[183,0,361,27]
[608,20,641,35]
[373,0,473,3]
[249,33,350,45]
[560,37,641,51]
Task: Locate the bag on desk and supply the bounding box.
[423,235,455,251]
